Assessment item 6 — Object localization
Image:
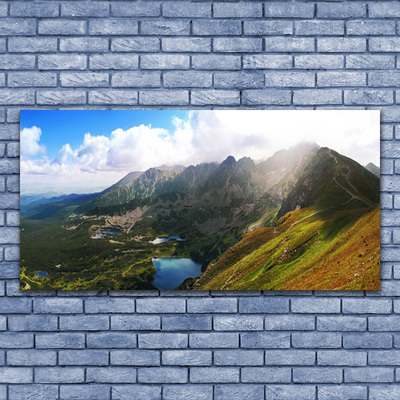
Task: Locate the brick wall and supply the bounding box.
[0,1,399,399]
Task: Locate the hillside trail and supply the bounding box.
[284,150,372,232]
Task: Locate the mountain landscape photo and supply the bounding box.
[20,110,380,291]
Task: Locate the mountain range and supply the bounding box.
[20,142,380,290]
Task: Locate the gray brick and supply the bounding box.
[60,385,110,400]
[90,19,138,35]
[141,55,189,70]
[242,367,291,383]
[112,385,161,400]
[265,37,314,52]
[60,38,108,53]
[163,71,211,88]
[110,350,159,366]
[381,161,393,176]
[0,297,30,313]
[193,55,241,70]
[193,20,241,36]
[37,90,86,105]
[87,332,136,349]
[318,38,366,53]
[244,21,292,36]
[141,21,189,36]
[370,38,400,53]
[111,315,160,330]
[318,71,366,87]
[139,333,188,349]
[347,20,395,36]
[8,72,57,88]
[369,316,400,331]
[346,55,395,70]
[266,72,315,88]
[241,332,290,349]
[162,350,211,366]
[9,37,57,53]
[90,54,138,70]
[187,298,237,313]
[138,367,187,383]
[35,367,84,383]
[265,350,315,366]
[60,72,109,88]
[370,71,400,87]
[369,350,400,366]
[61,2,110,17]
[190,367,239,383]
[317,316,366,331]
[36,333,84,349]
[343,333,392,349]
[163,2,210,18]
[0,160,19,174]
[39,19,86,35]
[6,175,19,192]
[11,2,59,17]
[215,385,264,400]
[9,385,58,400]
[294,89,342,105]
[59,350,109,366]
[292,298,341,313]
[214,350,263,366]
[140,90,188,105]
[371,386,400,400]
[265,2,314,18]
[8,315,57,331]
[292,333,341,349]
[239,297,288,313]
[162,315,211,331]
[265,385,316,400]
[214,315,263,331]
[87,367,136,383]
[7,349,56,366]
[318,350,366,366]
[243,89,291,105]
[293,367,342,383]
[0,19,36,36]
[296,20,344,36]
[213,3,262,18]
[343,299,391,314]
[0,367,32,383]
[318,385,367,400]
[191,90,239,106]
[244,55,292,70]
[189,332,238,348]
[85,298,135,313]
[214,38,262,53]
[345,367,393,383]
[112,38,160,52]
[318,3,366,19]
[112,2,160,17]
[345,89,393,105]
[162,38,210,53]
[38,55,87,70]
[0,55,35,70]
[295,55,344,69]
[265,315,315,331]
[163,385,212,400]
[0,333,33,348]
[60,315,109,330]
[370,3,400,18]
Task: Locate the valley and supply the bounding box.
[20,143,380,291]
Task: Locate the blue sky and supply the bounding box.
[20,110,380,196]
[21,110,188,160]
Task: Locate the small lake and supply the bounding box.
[91,228,120,240]
[150,235,186,245]
[152,257,202,290]
[35,271,48,278]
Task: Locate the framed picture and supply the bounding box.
[20,110,380,290]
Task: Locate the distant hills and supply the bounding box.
[20,143,380,290]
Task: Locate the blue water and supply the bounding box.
[35,271,48,278]
[151,235,186,245]
[92,228,120,239]
[152,257,202,290]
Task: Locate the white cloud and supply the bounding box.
[21,110,380,195]
[20,126,46,159]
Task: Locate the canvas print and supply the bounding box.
[20,110,380,291]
